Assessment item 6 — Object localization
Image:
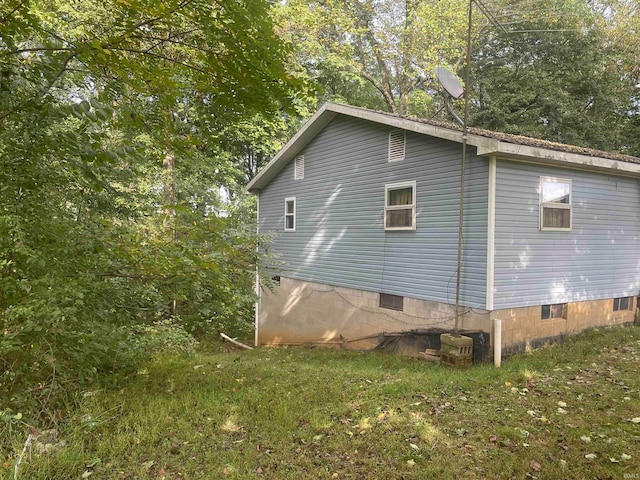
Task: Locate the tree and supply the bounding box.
[469,0,638,154]
[275,0,470,115]
[0,0,302,413]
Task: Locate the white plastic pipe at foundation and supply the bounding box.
[494,318,502,367]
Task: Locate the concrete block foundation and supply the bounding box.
[257,277,636,357]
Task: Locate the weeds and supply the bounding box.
[2,326,639,479]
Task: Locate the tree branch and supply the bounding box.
[0,0,28,24]
[1,46,76,57]
[107,47,206,73]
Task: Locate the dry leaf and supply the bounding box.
[489,434,497,443]
[530,460,541,472]
[585,453,597,460]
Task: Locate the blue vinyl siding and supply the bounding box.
[259,115,489,308]
[493,160,640,308]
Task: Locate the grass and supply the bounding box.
[3,326,640,479]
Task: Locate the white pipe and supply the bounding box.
[221,333,254,350]
[493,318,502,367]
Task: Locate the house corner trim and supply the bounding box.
[254,193,260,347]
[486,156,496,311]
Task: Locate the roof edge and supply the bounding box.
[245,104,338,193]
[478,142,640,176]
[246,102,640,193]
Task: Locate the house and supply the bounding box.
[246,102,640,356]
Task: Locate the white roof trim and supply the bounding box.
[246,103,640,192]
[246,104,337,192]
[477,142,640,176]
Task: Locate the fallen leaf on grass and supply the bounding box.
[585,453,597,460]
[630,417,640,424]
[406,459,415,467]
[530,460,541,472]
[621,453,632,460]
[489,434,497,443]
[580,436,591,443]
[609,458,619,463]
[81,472,92,479]
[557,401,567,408]
[557,408,567,415]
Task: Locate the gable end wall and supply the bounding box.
[258,115,489,308]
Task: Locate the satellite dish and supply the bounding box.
[435,67,464,99]
[434,67,464,126]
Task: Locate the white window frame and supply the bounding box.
[540,176,572,231]
[384,181,416,231]
[284,197,296,232]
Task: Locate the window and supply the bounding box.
[613,297,633,311]
[380,293,403,311]
[294,155,304,180]
[541,303,567,320]
[540,177,572,230]
[284,197,296,231]
[388,130,405,162]
[385,181,416,230]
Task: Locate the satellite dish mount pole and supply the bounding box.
[454,0,473,333]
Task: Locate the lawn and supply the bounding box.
[4,326,640,479]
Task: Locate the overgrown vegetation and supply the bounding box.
[2,326,639,478]
[0,0,304,420]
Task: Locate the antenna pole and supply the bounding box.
[455,0,473,333]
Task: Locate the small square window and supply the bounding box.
[284,197,296,231]
[613,297,632,311]
[540,177,572,230]
[380,293,403,311]
[542,303,567,320]
[385,181,416,230]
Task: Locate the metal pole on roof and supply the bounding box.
[454,0,473,333]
